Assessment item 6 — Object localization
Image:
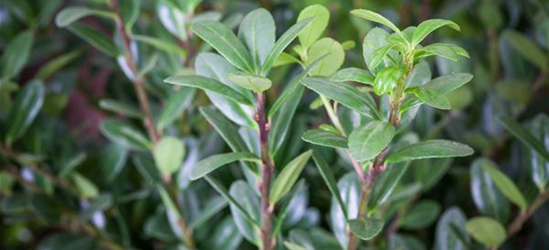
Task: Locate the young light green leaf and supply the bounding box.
[164,75,253,106]
[348,217,385,240]
[99,99,144,119]
[302,129,347,148]
[498,115,549,162]
[312,152,348,219]
[273,52,301,67]
[100,119,151,151]
[157,88,195,130]
[373,66,405,95]
[351,9,400,33]
[348,121,395,162]
[341,40,356,50]
[5,81,44,145]
[386,139,474,163]
[331,67,374,85]
[270,150,313,204]
[191,20,254,72]
[297,4,330,50]
[1,30,34,78]
[482,163,528,210]
[153,136,185,176]
[228,72,272,92]
[504,30,548,71]
[369,44,397,69]
[465,217,507,247]
[412,19,460,45]
[307,38,345,76]
[190,152,261,180]
[411,87,451,110]
[301,77,379,118]
[238,8,275,71]
[67,24,119,57]
[261,17,314,74]
[55,7,116,27]
[72,173,98,199]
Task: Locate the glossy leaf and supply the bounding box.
[270,150,312,204]
[284,241,307,250]
[164,75,253,106]
[5,81,44,144]
[412,19,460,45]
[465,217,506,247]
[482,163,527,210]
[301,77,379,118]
[411,87,451,110]
[498,115,549,162]
[297,4,330,50]
[302,129,347,148]
[348,121,395,162]
[190,152,260,180]
[261,17,314,74]
[55,7,115,27]
[331,67,374,85]
[369,44,396,69]
[351,9,400,33]
[228,72,272,92]
[348,217,385,240]
[191,20,254,72]
[470,158,509,222]
[312,152,348,219]
[386,139,474,163]
[238,8,275,70]
[434,207,469,250]
[100,119,151,151]
[100,144,128,184]
[1,31,35,78]
[153,136,185,176]
[373,66,405,95]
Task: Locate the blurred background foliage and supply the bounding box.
[0,0,548,249]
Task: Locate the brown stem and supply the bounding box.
[109,0,160,144]
[256,92,275,250]
[507,188,549,236]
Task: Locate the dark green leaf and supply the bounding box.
[228,180,261,245]
[5,81,44,145]
[412,19,460,45]
[302,129,347,148]
[498,115,549,162]
[351,9,400,33]
[386,139,474,163]
[504,30,548,70]
[470,158,509,222]
[348,217,385,240]
[79,194,112,221]
[100,144,128,184]
[482,163,527,210]
[312,152,348,219]
[67,24,119,57]
[1,30,34,78]
[411,87,451,110]
[331,67,374,85]
[400,200,441,229]
[38,233,97,250]
[164,75,253,106]
[434,207,469,250]
[190,152,260,180]
[189,196,228,229]
[100,119,151,151]
[423,73,474,94]
[348,121,395,162]
[55,7,115,27]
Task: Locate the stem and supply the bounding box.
[347,54,414,250]
[109,0,160,144]
[256,92,275,250]
[507,188,549,236]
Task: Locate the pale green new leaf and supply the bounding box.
[228,72,272,92]
[465,217,507,247]
[482,163,528,210]
[5,81,44,145]
[238,8,275,71]
[1,31,34,78]
[297,4,330,50]
[67,24,119,57]
[153,136,186,175]
[307,38,345,76]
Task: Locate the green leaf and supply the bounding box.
[470,158,509,223]
[191,20,254,72]
[79,194,112,221]
[301,77,379,118]
[504,30,548,70]
[400,200,441,229]
[369,44,397,69]
[189,196,228,229]
[238,8,275,71]
[498,115,549,162]
[411,87,451,110]
[386,139,474,163]
[157,88,195,130]
[100,119,151,151]
[153,136,185,176]
[415,43,469,61]
[302,129,347,148]
[348,217,385,240]
[5,81,44,145]
[529,115,549,190]
[465,217,507,247]
[38,233,96,250]
[190,152,261,180]
[273,52,301,67]
[351,9,400,33]
[297,4,330,50]
[133,35,185,56]
[348,121,395,162]
[270,150,313,204]
[1,30,34,78]
[268,82,305,156]
[99,99,144,119]
[331,67,374,85]
[307,38,345,76]
[434,207,469,250]
[67,24,119,57]
[36,50,81,80]
[100,144,128,184]
[423,73,474,95]
[362,28,391,73]
[342,40,356,50]
[72,173,98,199]
[482,163,528,210]
[284,241,307,250]
[228,180,261,245]
[312,152,348,219]
[228,72,272,92]
[164,75,253,106]
[369,162,410,209]
[373,66,405,95]
[55,7,115,27]
[412,19,460,45]
[261,17,314,74]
